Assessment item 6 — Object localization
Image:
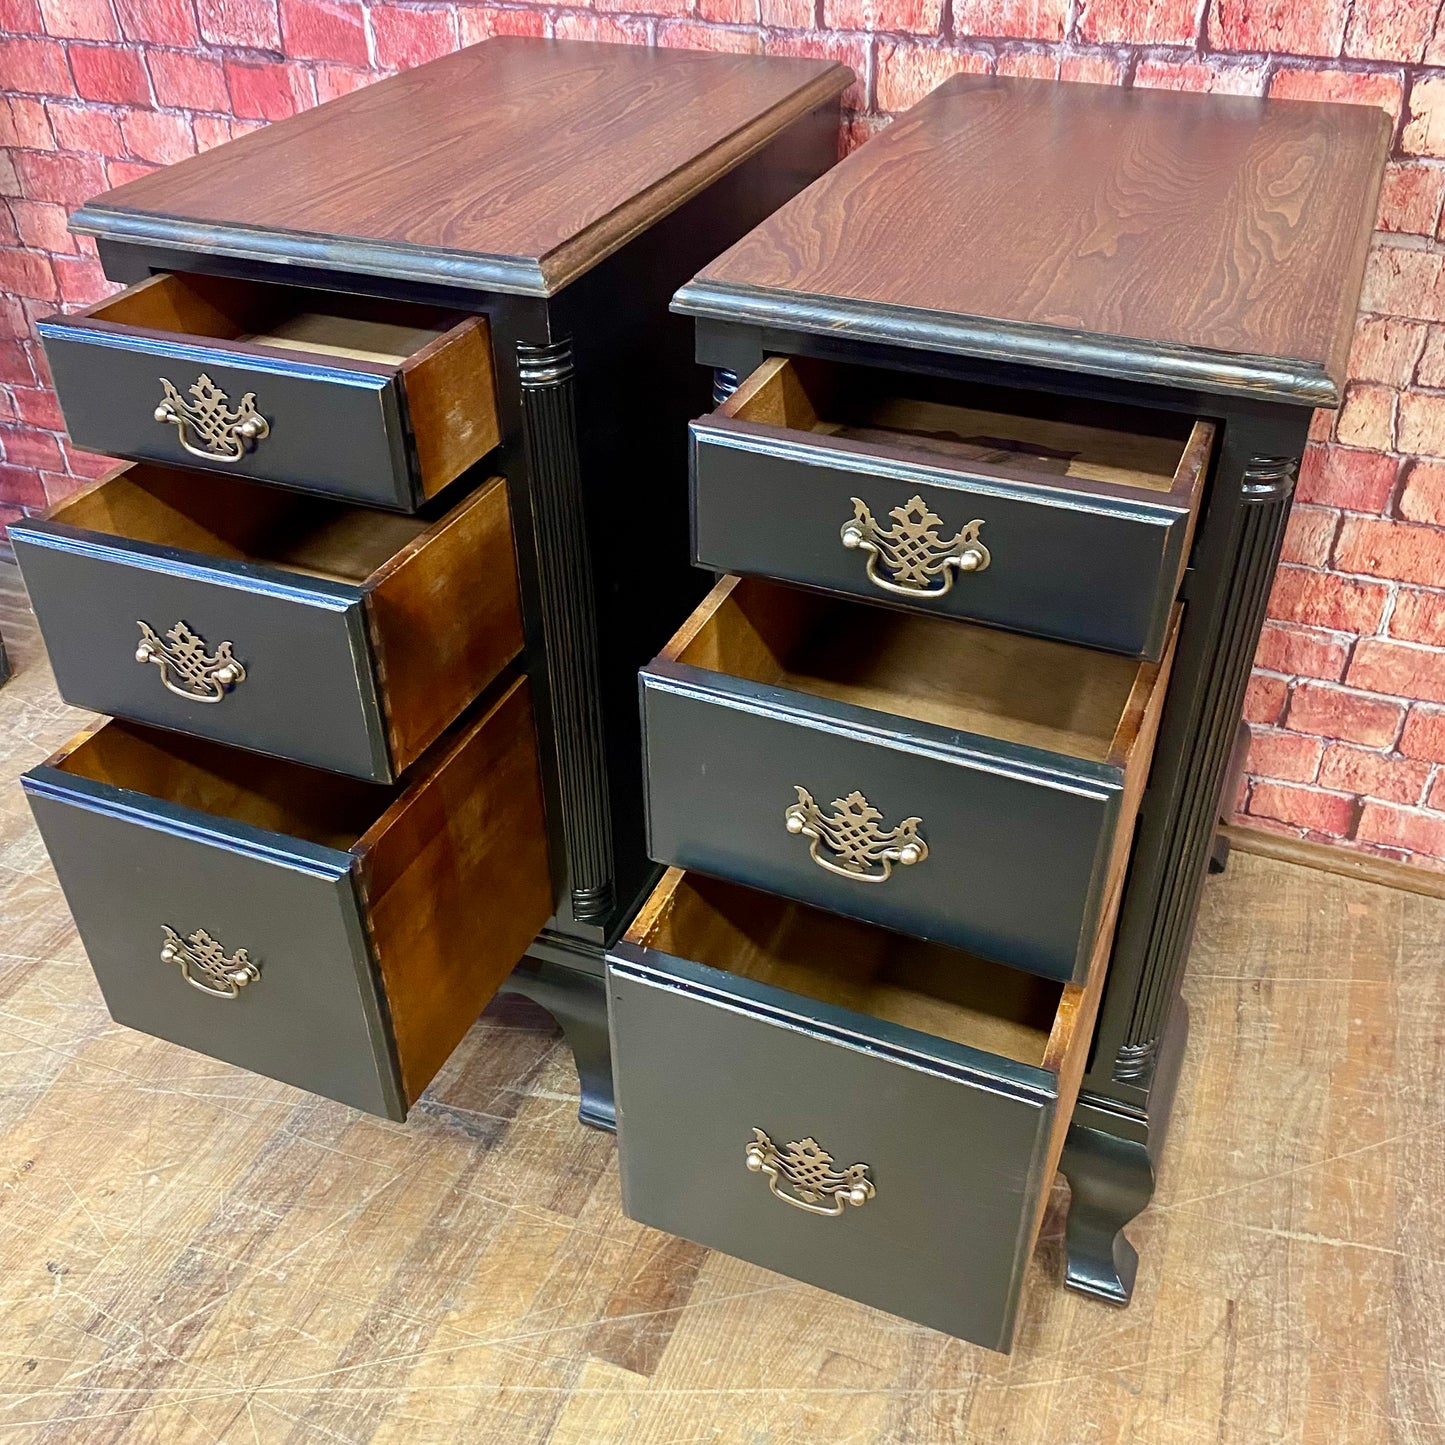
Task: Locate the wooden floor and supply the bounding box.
[0,569,1442,1445]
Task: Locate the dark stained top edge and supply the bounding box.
[678,73,1390,405]
[70,41,853,298]
[68,207,554,296]
[671,278,1342,407]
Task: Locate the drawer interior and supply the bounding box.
[670,575,1160,765]
[51,464,434,586]
[630,870,1073,1069]
[725,357,1200,493]
[52,718,408,850]
[86,273,464,366]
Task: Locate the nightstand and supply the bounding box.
[609,75,1388,1349]
[17,38,853,1123]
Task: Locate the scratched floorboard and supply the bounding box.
[0,566,1441,1445]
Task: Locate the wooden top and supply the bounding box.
[71,39,852,298]
[676,76,1390,405]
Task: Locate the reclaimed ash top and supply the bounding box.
[675,75,1390,406]
[70,38,853,299]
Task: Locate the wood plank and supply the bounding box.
[671,575,1150,762]
[399,315,501,499]
[73,39,853,297]
[685,76,1390,403]
[1222,821,1445,899]
[365,474,524,773]
[357,676,552,1105]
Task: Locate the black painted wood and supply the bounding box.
[517,337,615,926]
[12,520,392,781]
[504,949,615,1129]
[1105,447,1299,1089]
[675,278,1347,407]
[693,324,1318,1306]
[506,104,842,943]
[651,79,1385,1340]
[640,660,1122,983]
[1062,998,1188,1302]
[607,939,1057,1352]
[39,317,422,511]
[22,760,403,1119]
[22,42,849,1142]
[690,415,1198,659]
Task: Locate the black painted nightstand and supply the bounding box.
[605,75,1389,1349]
[14,39,852,1124]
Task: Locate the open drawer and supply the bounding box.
[641,576,1176,983]
[608,868,1112,1351]
[38,273,500,511]
[12,463,523,783]
[691,357,1212,659]
[22,678,552,1119]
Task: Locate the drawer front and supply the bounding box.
[24,774,401,1118]
[691,422,1195,659]
[13,527,390,781]
[641,670,1120,983]
[41,327,417,510]
[608,945,1058,1351]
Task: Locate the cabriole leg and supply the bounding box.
[501,959,615,1131]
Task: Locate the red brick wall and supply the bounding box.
[3,0,1444,866]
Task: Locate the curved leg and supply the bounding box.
[501,959,615,1131]
[1063,995,1189,1303]
[1058,1126,1156,1304]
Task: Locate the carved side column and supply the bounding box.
[517,338,615,925]
[1111,454,1298,1086]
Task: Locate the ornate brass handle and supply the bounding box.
[785,786,928,883]
[136,620,246,703]
[841,495,989,599]
[745,1129,874,1215]
[155,373,270,461]
[161,926,259,999]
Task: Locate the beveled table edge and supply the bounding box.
[671,278,1341,408]
[71,65,854,300]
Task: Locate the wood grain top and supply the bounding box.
[677,76,1390,405]
[71,39,852,297]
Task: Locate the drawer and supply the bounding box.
[640,576,1176,983]
[691,357,1212,659]
[22,678,551,1119]
[12,462,523,783]
[39,273,500,511]
[608,869,1112,1351]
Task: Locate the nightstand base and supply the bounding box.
[1060,997,1189,1304]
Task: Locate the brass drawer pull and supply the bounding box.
[161,926,259,999]
[785,786,928,882]
[841,495,989,598]
[136,620,246,703]
[745,1129,874,1215]
[155,373,270,461]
